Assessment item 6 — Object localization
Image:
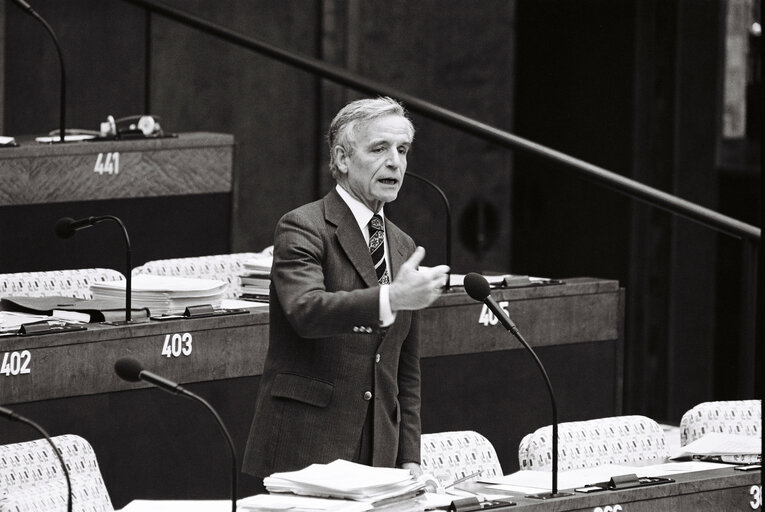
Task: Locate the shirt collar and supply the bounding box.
[335,184,384,231]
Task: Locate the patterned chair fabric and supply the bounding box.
[518,415,670,471]
[132,251,271,299]
[0,269,125,300]
[420,431,503,486]
[680,399,761,446]
[0,434,114,511]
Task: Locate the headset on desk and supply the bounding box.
[100,114,164,138]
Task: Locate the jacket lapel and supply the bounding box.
[324,189,379,288]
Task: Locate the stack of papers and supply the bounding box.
[243,255,273,273]
[0,311,52,332]
[91,275,228,315]
[483,461,733,494]
[238,494,372,512]
[264,460,428,504]
[670,433,761,463]
[1,295,150,323]
[239,255,273,302]
[448,274,562,288]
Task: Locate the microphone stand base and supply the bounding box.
[524,491,574,500]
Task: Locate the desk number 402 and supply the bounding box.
[161,333,192,358]
[1,350,31,376]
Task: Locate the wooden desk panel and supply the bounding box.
[0,278,620,405]
[0,132,234,273]
[420,278,620,357]
[493,468,761,511]
[0,133,233,205]
[0,310,269,404]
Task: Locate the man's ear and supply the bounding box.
[333,145,349,175]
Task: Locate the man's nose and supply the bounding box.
[386,149,402,168]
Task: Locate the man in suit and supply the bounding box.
[243,97,449,481]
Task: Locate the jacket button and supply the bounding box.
[363,391,373,401]
[375,353,381,363]
[353,326,360,332]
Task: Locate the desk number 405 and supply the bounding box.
[1,350,31,376]
[161,333,192,358]
[478,301,509,326]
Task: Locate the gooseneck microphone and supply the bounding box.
[0,406,73,512]
[55,215,132,323]
[114,358,238,512]
[11,0,66,143]
[464,273,571,499]
[54,216,102,238]
[406,172,452,290]
[115,357,189,395]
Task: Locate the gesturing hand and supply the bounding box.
[389,247,450,312]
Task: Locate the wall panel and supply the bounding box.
[149,0,321,254]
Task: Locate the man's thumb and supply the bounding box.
[404,246,426,269]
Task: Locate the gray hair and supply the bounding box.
[327,97,414,179]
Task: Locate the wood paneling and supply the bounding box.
[0,133,232,205]
[148,0,322,254]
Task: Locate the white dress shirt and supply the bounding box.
[335,184,396,326]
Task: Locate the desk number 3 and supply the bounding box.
[751,485,762,509]
[161,333,193,358]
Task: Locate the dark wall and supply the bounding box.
[513,0,760,423]
[5,0,146,134]
[513,0,634,280]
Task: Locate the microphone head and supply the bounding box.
[115,357,144,382]
[54,217,76,238]
[464,272,491,301]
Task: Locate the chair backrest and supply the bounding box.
[420,430,503,486]
[680,399,761,446]
[518,415,669,471]
[0,434,114,511]
[0,269,125,300]
[132,252,268,299]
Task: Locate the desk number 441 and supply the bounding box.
[93,152,120,175]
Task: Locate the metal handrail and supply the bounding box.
[121,0,759,243]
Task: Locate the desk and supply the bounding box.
[0,132,234,272]
[0,277,623,507]
[482,467,761,511]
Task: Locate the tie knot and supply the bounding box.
[370,214,384,232]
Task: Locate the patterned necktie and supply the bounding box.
[369,214,390,284]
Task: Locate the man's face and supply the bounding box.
[335,114,413,212]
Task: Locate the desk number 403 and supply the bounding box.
[478,301,509,326]
[1,350,31,376]
[161,333,193,358]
